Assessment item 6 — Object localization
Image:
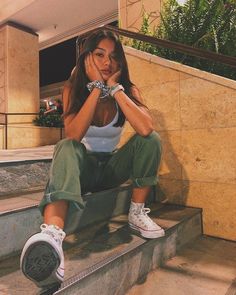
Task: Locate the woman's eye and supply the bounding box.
[110,53,118,60]
[95,52,103,57]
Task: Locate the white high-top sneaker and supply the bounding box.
[128,201,165,239]
[20,224,65,288]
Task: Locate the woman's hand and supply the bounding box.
[85,53,103,82]
[107,69,121,87]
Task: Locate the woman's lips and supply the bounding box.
[101,70,111,75]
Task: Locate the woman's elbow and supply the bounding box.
[138,124,154,137]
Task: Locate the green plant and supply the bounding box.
[130,0,236,80]
[33,108,64,128]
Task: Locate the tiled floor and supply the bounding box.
[0,145,54,163]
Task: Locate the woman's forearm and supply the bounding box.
[113,90,154,136]
[64,88,101,141]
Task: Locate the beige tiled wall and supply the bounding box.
[123,46,236,241]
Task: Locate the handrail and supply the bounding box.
[0,112,63,149]
[0,112,39,116]
[76,25,236,68]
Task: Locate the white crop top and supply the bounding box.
[81,108,123,152]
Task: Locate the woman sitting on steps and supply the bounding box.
[20,29,164,289]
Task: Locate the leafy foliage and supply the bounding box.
[131,0,236,80]
[33,108,64,128]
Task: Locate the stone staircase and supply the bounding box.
[0,152,202,295]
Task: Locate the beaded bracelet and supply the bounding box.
[86,80,110,99]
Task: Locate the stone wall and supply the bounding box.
[0,24,39,122]
[0,27,6,116]
[119,0,163,32]
[121,46,236,241]
[0,23,40,148]
[0,125,64,149]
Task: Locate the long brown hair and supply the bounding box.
[65,29,144,127]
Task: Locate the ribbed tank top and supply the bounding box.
[81,108,122,152]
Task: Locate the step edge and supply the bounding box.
[0,183,132,217]
[54,211,202,294]
[56,234,146,294]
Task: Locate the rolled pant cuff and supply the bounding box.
[132,175,158,187]
[38,191,85,215]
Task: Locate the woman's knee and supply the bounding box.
[134,131,162,154]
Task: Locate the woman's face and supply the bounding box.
[92,38,120,81]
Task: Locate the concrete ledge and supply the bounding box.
[0,160,51,196]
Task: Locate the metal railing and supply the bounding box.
[0,112,63,149]
[76,25,236,68]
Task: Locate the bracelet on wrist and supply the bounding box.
[110,84,124,97]
[87,80,110,99]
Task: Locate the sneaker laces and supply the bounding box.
[132,206,150,216]
[133,207,158,227]
[40,224,65,245]
[141,208,151,215]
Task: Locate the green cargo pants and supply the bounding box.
[39,131,162,224]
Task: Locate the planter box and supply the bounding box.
[0,124,64,149]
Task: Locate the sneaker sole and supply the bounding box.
[129,223,165,239]
[21,241,60,283]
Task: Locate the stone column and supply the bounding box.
[0,23,39,148]
[119,0,163,32]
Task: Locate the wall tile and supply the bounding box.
[7,126,62,149]
[0,60,5,88]
[158,131,182,180]
[127,55,179,88]
[180,76,236,129]
[181,128,236,184]
[141,81,180,131]
[182,181,236,241]
[157,178,183,204]
[120,0,161,31]
[0,87,5,113]
[7,26,39,115]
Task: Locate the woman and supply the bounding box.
[20,29,164,289]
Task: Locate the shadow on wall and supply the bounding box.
[152,110,189,206]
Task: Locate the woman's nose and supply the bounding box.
[104,55,111,65]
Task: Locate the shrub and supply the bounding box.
[131,0,236,80]
[33,108,64,128]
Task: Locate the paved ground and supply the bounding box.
[0,145,54,163]
[126,236,236,295]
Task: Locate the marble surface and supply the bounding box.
[0,145,54,163]
[124,46,236,241]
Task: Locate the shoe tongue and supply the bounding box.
[131,201,144,213]
[45,224,65,240]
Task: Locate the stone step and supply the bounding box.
[0,204,202,295]
[0,183,134,259]
[0,159,51,197]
